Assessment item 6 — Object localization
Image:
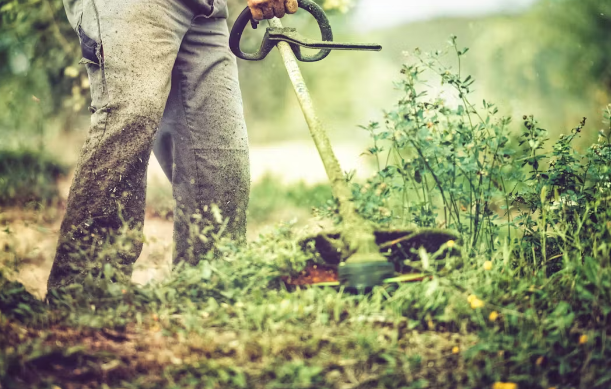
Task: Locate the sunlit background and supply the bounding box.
[353,0,537,29]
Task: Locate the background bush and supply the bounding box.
[0,148,67,205]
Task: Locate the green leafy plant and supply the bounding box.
[331,37,611,271]
[2,39,611,389]
[0,148,67,205]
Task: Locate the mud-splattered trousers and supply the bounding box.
[47,0,250,290]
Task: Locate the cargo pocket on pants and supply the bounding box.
[194,0,228,19]
[78,26,107,115]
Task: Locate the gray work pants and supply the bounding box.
[47,0,250,291]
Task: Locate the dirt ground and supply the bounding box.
[1,141,372,299]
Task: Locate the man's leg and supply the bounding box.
[153,5,250,266]
[47,0,194,291]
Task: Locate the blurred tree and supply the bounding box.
[541,0,611,93]
[0,0,84,138]
[475,0,611,134]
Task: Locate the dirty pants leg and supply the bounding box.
[47,0,195,291]
[153,16,250,266]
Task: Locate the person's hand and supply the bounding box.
[247,0,298,21]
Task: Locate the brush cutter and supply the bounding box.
[230,0,460,289]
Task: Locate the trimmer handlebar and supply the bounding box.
[229,0,333,62]
[229,0,381,62]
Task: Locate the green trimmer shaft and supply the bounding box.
[267,17,394,288]
[229,0,457,288]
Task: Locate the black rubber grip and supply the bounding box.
[229,0,333,62]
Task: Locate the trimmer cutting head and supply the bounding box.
[302,229,460,266]
[288,228,461,289]
[338,261,396,290]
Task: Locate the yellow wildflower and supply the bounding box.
[579,334,588,344]
[483,261,493,271]
[468,295,485,309]
[492,383,517,389]
[489,311,499,322]
[446,240,456,248]
[471,298,484,309]
[452,346,460,354]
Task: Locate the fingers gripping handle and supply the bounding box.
[229,0,333,62]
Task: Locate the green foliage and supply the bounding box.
[0,270,46,323]
[510,113,611,268]
[2,39,611,389]
[475,0,611,135]
[331,37,611,266]
[0,148,67,205]
[320,37,519,251]
[525,0,611,95]
[0,0,84,135]
[3,213,611,388]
